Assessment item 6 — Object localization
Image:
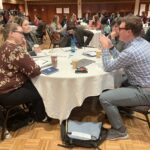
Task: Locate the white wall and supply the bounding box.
[134,0,140,16]
[0,0,3,9]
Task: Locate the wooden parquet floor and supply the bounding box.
[0,98,150,150]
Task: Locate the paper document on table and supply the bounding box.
[62,47,71,52]
[83,51,96,57]
[78,59,95,67]
[34,60,51,68]
[32,52,49,58]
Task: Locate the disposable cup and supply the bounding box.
[72,59,78,69]
[96,50,102,58]
[51,55,57,68]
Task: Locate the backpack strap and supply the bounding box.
[57,143,74,148]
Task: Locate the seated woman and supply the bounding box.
[88,15,101,30]
[70,13,78,25]
[50,15,63,32]
[15,17,40,54]
[0,23,48,122]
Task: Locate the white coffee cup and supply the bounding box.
[32,44,41,53]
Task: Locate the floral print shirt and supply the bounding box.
[0,41,41,94]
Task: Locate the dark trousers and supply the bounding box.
[0,80,46,121]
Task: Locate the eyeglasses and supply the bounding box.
[119,27,128,31]
[13,31,24,35]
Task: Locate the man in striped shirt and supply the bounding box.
[99,15,150,140]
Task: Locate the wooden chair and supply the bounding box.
[46,26,61,48]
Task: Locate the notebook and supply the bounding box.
[78,59,95,67]
[41,67,58,75]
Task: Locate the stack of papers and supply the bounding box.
[34,60,51,68]
[32,52,49,58]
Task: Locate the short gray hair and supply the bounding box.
[3,23,20,40]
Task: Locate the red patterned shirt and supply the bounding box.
[0,41,41,94]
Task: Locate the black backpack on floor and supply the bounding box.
[59,120,107,150]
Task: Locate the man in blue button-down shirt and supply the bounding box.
[99,15,150,140]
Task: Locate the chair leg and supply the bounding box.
[145,114,150,128]
[1,109,10,140]
[1,106,17,140]
[49,42,51,48]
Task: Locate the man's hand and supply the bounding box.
[110,31,118,39]
[99,35,113,50]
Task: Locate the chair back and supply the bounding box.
[46,25,53,38]
[46,25,61,48]
[131,105,150,112]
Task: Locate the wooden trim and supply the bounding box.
[2,0,24,4]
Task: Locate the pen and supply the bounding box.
[42,61,48,65]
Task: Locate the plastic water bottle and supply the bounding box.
[71,36,76,53]
[4,130,12,139]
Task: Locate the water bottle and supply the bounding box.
[4,130,12,139]
[71,36,76,53]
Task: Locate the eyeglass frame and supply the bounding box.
[13,30,24,35]
[119,27,130,31]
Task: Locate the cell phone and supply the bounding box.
[75,67,88,73]
[41,67,58,75]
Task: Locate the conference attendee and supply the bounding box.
[14,17,40,53]
[0,14,5,26]
[89,15,101,30]
[99,15,150,140]
[49,15,64,43]
[35,16,46,44]
[101,16,111,36]
[141,11,147,24]
[70,13,78,25]
[0,23,48,123]
[50,15,62,32]
[33,14,40,26]
[61,15,68,28]
[108,18,125,52]
[60,21,94,48]
[83,12,90,24]
[145,27,150,42]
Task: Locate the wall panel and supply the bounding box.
[28,3,77,24]
[2,0,150,24]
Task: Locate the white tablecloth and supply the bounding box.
[32,47,115,122]
[87,30,102,48]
